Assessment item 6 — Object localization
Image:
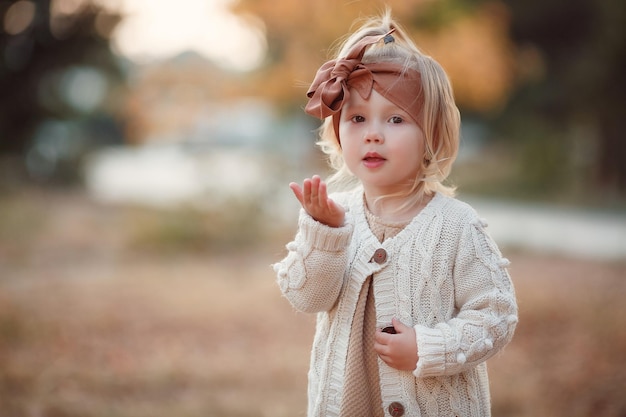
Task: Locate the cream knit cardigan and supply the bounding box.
[274,191,518,417]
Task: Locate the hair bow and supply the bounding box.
[304,28,423,140]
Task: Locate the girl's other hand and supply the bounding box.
[374,318,419,371]
[289,175,345,228]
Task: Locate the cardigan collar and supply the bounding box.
[350,190,446,252]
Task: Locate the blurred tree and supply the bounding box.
[231,0,515,115]
[495,0,626,197]
[232,0,626,201]
[0,0,125,181]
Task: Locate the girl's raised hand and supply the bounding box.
[289,175,345,228]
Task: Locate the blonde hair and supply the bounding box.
[316,12,460,210]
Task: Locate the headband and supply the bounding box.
[304,29,424,140]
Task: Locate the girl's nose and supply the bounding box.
[364,125,384,143]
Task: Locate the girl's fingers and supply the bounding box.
[392,318,409,332]
[289,175,345,227]
[291,177,344,227]
[289,182,304,206]
[318,180,329,207]
[302,178,312,204]
[310,175,320,203]
[301,176,324,208]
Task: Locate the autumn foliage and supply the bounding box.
[232,0,516,113]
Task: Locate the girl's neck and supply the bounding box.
[363,189,433,223]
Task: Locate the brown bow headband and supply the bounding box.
[304,29,424,140]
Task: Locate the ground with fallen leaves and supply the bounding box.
[0,189,624,417]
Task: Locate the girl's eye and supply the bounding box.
[389,116,403,124]
[351,115,365,123]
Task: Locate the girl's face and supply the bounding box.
[338,88,426,197]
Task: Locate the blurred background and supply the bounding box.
[0,0,624,416]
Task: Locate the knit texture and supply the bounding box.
[274,190,518,417]
[339,206,408,417]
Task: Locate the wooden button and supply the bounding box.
[372,248,387,264]
[388,401,405,417]
[382,326,397,334]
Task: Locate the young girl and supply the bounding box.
[274,12,518,417]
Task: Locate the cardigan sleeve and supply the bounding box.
[273,208,353,314]
[413,211,518,378]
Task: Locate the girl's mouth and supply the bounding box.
[363,152,386,168]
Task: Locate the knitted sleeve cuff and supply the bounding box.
[298,209,353,252]
[413,325,447,378]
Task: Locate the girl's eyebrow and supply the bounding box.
[341,102,366,113]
